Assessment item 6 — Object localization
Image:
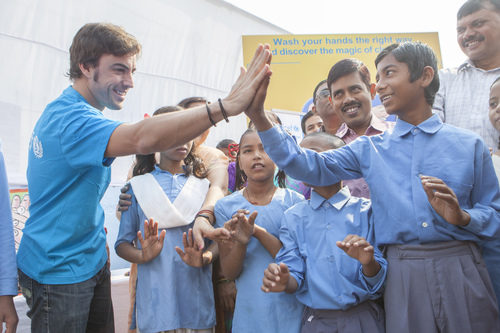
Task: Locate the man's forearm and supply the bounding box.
[106,103,226,157]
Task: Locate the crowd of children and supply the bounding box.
[3,1,500,332]
[111,41,500,333]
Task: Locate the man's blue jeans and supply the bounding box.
[18,264,114,333]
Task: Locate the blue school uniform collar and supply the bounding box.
[310,186,351,210]
[392,113,443,137]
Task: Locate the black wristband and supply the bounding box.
[218,98,229,123]
[196,213,213,225]
[206,102,216,127]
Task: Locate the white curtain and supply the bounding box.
[0,0,288,185]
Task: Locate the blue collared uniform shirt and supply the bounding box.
[214,188,304,333]
[259,115,500,246]
[277,187,386,310]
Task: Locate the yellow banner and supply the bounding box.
[242,33,442,113]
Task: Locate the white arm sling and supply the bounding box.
[129,173,210,229]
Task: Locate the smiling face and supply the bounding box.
[304,114,324,135]
[238,131,275,183]
[85,53,136,110]
[329,72,374,134]
[457,5,500,68]
[376,53,424,118]
[489,80,500,131]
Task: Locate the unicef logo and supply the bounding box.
[32,135,43,158]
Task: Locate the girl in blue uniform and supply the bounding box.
[115,106,216,333]
[214,129,304,333]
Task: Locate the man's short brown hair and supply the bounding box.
[68,23,141,80]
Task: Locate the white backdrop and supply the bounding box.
[0,0,288,185]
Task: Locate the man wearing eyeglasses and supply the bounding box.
[312,80,343,134]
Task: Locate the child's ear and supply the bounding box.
[420,66,435,88]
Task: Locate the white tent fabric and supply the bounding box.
[0,0,288,185]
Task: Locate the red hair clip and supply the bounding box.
[228,143,239,154]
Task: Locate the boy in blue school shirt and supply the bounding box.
[247,42,500,333]
[261,132,386,333]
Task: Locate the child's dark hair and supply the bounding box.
[375,42,440,106]
[301,111,316,134]
[248,111,282,129]
[177,96,207,109]
[302,131,346,150]
[234,129,287,190]
[133,106,207,178]
[458,0,500,20]
[216,139,236,150]
[327,58,371,94]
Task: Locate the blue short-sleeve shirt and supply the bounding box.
[214,188,305,333]
[17,86,122,284]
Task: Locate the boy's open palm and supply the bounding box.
[176,229,205,267]
[336,234,375,265]
[262,262,290,293]
[137,218,166,263]
[420,175,470,226]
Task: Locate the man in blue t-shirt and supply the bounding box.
[17,22,273,332]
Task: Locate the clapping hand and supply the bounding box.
[261,262,290,293]
[224,210,258,245]
[336,234,375,265]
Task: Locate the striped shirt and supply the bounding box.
[433,60,500,151]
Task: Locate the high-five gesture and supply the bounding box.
[223,44,272,117]
[336,234,380,277]
[420,175,470,226]
[137,218,166,263]
[261,262,297,293]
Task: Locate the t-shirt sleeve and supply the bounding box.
[60,105,122,169]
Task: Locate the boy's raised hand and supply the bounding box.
[223,44,272,117]
[336,234,375,265]
[137,218,166,263]
[175,228,209,267]
[262,262,290,293]
[420,175,471,226]
[224,210,258,245]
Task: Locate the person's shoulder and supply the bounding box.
[439,123,488,153]
[284,198,310,215]
[441,123,483,141]
[346,195,372,211]
[280,187,305,205]
[215,190,244,208]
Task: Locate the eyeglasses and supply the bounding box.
[316,89,330,101]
